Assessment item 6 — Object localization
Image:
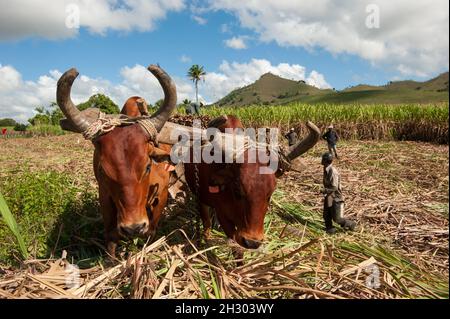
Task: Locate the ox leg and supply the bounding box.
[99,192,119,259]
[199,203,212,239]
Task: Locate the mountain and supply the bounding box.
[215,73,333,107]
[214,72,449,106]
[418,72,449,92]
[345,72,449,92]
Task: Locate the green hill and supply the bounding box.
[342,84,381,92]
[214,72,449,106]
[418,72,449,92]
[215,73,333,107]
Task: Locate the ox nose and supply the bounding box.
[119,222,148,238]
[242,237,263,250]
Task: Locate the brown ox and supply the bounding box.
[121,96,150,117]
[119,96,173,248]
[183,115,320,250]
[56,65,176,258]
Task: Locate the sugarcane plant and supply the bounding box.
[0,191,28,259]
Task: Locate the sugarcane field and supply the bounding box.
[0,0,448,307]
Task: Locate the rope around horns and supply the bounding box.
[81,113,291,172]
[198,131,292,173]
[81,112,158,142]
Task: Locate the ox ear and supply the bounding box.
[136,98,149,116]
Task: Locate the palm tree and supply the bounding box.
[187,65,206,104]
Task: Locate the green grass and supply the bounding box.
[0,125,65,138]
[423,203,449,218]
[27,124,65,136]
[0,169,102,266]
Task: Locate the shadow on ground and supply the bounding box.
[45,192,105,268]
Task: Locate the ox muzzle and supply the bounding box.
[118,221,150,238]
[241,237,263,250]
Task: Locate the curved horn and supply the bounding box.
[286,121,321,161]
[147,65,177,132]
[56,68,93,133]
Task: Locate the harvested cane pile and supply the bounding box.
[169,114,212,129]
[1,225,446,299]
[281,140,449,277]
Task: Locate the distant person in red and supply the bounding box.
[1,128,7,136]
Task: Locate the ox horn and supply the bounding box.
[57,65,176,135]
[147,64,177,132]
[56,68,95,133]
[285,121,321,161]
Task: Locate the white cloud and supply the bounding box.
[220,23,231,33]
[192,15,207,25]
[0,63,193,122]
[203,58,331,101]
[0,0,185,40]
[0,60,328,122]
[224,36,248,50]
[306,70,330,89]
[207,0,449,77]
[0,64,21,92]
[180,55,192,63]
[120,65,194,103]
[0,64,61,121]
[397,65,428,78]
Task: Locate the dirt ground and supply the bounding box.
[285,140,449,275]
[0,135,448,298]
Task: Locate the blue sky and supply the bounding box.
[0,10,379,88]
[0,0,448,121]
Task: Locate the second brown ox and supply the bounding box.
[184,115,320,250]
